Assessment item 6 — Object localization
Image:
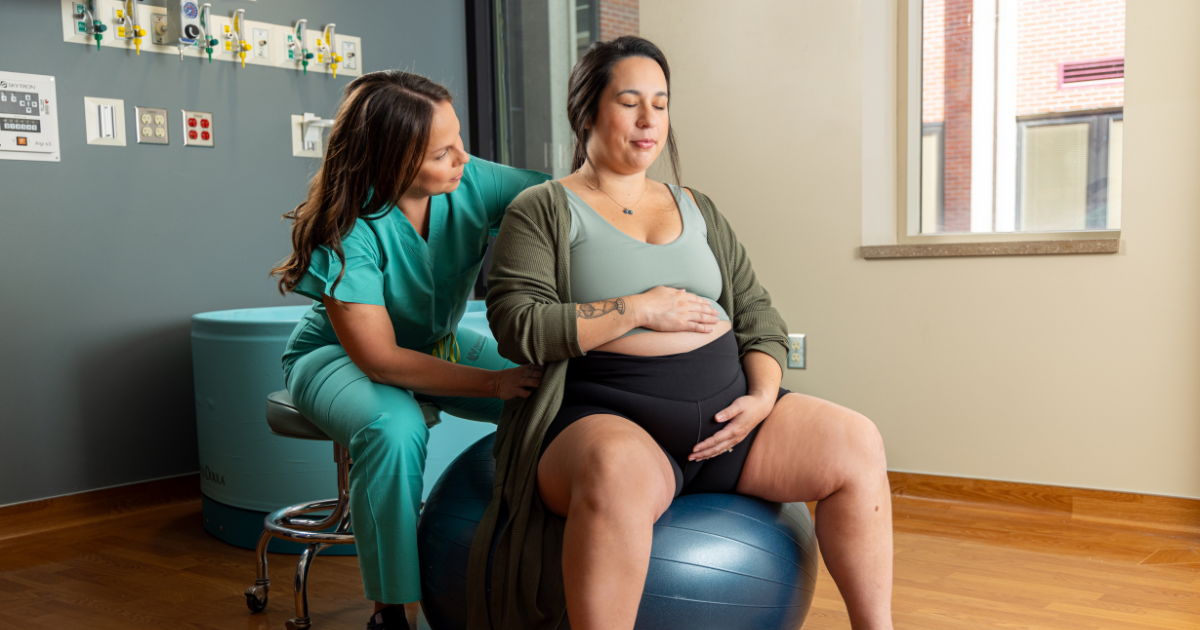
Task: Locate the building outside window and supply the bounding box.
[472,0,638,296]
[921,0,1125,234]
[495,0,640,177]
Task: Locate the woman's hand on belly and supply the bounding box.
[575,286,723,353]
[593,320,733,356]
[629,286,722,334]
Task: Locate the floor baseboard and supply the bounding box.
[3,470,1196,544]
[0,473,201,543]
[889,471,1200,535]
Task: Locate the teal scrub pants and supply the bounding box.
[284,326,513,604]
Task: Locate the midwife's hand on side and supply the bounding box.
[492,364,544,400]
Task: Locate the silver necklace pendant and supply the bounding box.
[623,208,633,215]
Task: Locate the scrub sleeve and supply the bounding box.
[281,158,551,605]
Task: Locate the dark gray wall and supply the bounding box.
[0,0,468,506]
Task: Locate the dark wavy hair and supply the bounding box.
[271,70,452,301]
[568,35,681,184]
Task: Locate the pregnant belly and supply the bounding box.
[593,320,734,356]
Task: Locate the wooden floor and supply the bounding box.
[2,490,1199,629]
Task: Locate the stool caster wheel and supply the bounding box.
[244,584,268,613]
[285,617,311,630]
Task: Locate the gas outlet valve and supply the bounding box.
[223,9,252,68]
[316,24,344,78]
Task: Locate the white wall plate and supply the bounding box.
[291,113,327,158]
[83,96,125,146]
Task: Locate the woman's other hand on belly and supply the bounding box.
[690,391,774,461]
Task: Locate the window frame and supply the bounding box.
[920,121,945,232]
[894,0,1122,247]
[466,0,498,297]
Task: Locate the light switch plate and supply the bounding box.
[135,106,168,144]
[788,334,806,369]
[182,110,213,147]
[83,96,125,146]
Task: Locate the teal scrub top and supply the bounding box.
[282,158,552,373]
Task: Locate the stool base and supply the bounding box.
[246,442,354,628]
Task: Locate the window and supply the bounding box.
[918,0,1125,235]
[493,0,639,177]
[471,0,638,295]
[1017,109,1122,231]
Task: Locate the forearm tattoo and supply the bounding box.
[577,298,626,319]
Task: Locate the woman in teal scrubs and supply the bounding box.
[272,70,550,630]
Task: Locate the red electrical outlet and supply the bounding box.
[182,110,213,147]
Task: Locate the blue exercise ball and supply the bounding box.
[417,434,818,630]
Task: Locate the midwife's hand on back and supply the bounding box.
[631,286,721,334]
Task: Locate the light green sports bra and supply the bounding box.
[565,183,731,337]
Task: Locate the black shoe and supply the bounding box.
[366,605,411,630]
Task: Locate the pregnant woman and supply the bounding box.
[472,38,894,630]
[271,70,549,630]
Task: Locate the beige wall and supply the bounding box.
[640,0,1200,498]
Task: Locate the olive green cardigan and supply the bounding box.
[472,181,789,630]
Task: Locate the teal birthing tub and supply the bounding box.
[191,301,497,554]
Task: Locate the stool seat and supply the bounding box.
[266,390,330,441]
[266,389,443,443]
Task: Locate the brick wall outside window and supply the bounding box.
[921,0,946,124]
[599,0,639,40]
[922,0,1124,231]
[925,0,974,232]
[1016,0,1124,116]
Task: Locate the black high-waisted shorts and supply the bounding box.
[539,330,791,497]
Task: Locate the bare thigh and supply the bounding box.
[538,414,677,519]
[737,393,887,503]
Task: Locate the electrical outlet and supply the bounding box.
[182,110,213,147]
[135,106,168,145]
[788,334,806,369]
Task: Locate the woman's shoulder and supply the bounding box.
[668,181,707,205]
[671,184,735,238]
[667,181,700,207]
[493,180,568,238]
[509,179,565,211]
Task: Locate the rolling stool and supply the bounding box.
[244,390,440,630]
